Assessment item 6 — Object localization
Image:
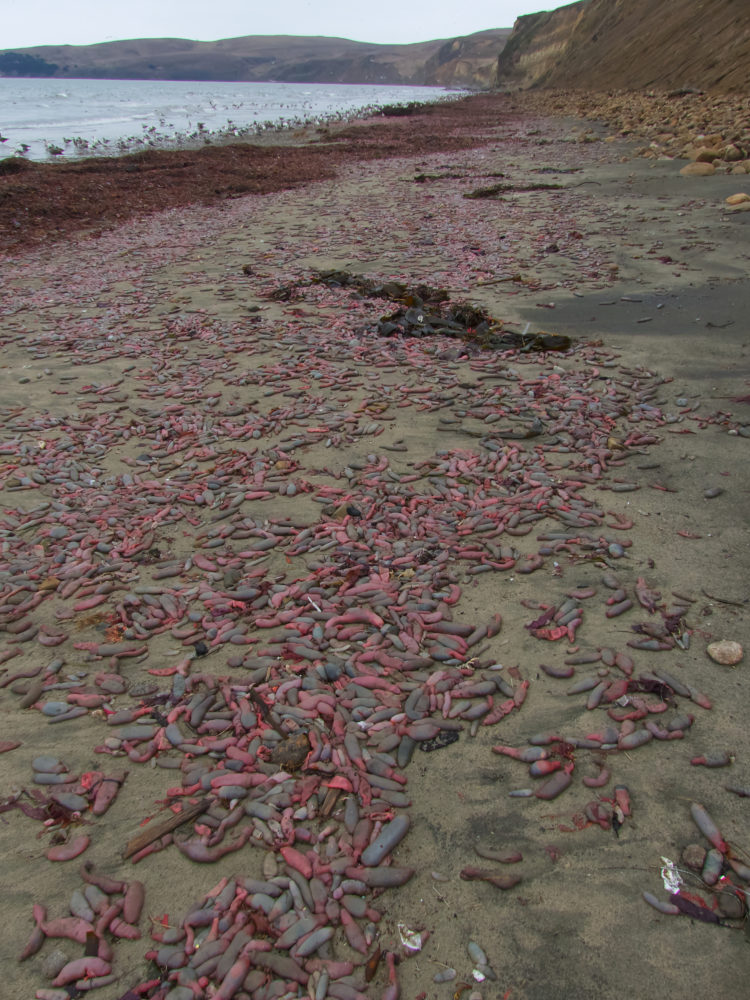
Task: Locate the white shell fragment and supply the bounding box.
[707,640,744,666]
[397,922,424,952]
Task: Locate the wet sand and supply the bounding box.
[1,97,749,1000]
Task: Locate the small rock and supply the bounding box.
[725,193,750,205]
[707,640,743,666]
[717,888,746,920]
[682,843,706,870]
[42,948,70,978]
[128,680,157,698]
[262,850,278,878]
[680,161,715,176]
[694,146,723,163]
[724,144,744,162]
[433,968,457,983]
[269,731,310,771]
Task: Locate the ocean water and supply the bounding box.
[0,78,465,161]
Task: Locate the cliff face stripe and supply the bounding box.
[496,0,750,94]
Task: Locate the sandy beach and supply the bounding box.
[1,94,749,1000]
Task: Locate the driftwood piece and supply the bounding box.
[320,786,341,818]
[122,797,211,859]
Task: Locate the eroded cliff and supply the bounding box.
[496,0,750,93]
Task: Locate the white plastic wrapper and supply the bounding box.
[660,856,683,894]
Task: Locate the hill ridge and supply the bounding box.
[0,30,511,89]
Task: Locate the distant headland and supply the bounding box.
[0,30,511,91]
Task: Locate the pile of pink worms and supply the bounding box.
[1,129,746,1000]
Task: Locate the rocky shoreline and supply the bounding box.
[516,89,750,174]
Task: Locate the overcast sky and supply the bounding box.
[3,0,560,49]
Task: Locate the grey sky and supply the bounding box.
[3,0,558,49]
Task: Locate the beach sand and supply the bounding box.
[1,95,749,1000]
